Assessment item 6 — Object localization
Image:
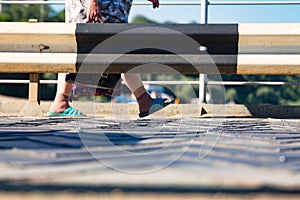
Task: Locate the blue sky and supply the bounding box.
[53,0,300,23]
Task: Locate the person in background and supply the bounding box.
[47,0,174,118]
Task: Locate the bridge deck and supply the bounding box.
[0,116,299,198]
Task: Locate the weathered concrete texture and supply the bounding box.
[0,192,298,200]
[0,116,299,197]
[2,100,300,118]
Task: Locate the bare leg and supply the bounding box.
[122,73,153,113]
[49,73,73,113]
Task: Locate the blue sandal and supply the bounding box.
[47,107,85,117]
[139,98,175,118]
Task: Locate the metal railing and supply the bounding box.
[1,0,300,103]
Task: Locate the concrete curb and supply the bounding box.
[1,100,300,118]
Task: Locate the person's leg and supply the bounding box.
[122,73,153,113]
[49,73,73,113]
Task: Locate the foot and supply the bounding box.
[137,92,154,114]
[47,107,85,117]
[49,94,70,113]
[139,97,175,118]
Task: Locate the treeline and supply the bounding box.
[0,4,64,22]
[222,75,300,105]
[0,5,299,105]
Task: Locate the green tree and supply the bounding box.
[223,75,300,105]
[0,4,64,22]
[131,15,157,24]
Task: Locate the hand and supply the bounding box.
[148,0,159,9]
[88,0,102,23]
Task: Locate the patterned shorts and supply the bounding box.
[66,0,133,23]
[66,1,132,97]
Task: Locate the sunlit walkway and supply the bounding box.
[0,116,299,198]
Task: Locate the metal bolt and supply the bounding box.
[199,46,208,52]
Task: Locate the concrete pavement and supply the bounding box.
[0,114,300,199]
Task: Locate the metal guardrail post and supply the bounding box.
[20,19,43,116]
[20,73,43,116]
[201,0,208,24]
[199,74,207,103]
[28,73,40,105]
[199,0,208,104]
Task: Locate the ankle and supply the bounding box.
[50,94,70,113]
[137,92,153,113]
[134,86,147,99]
[137,92,152,101]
